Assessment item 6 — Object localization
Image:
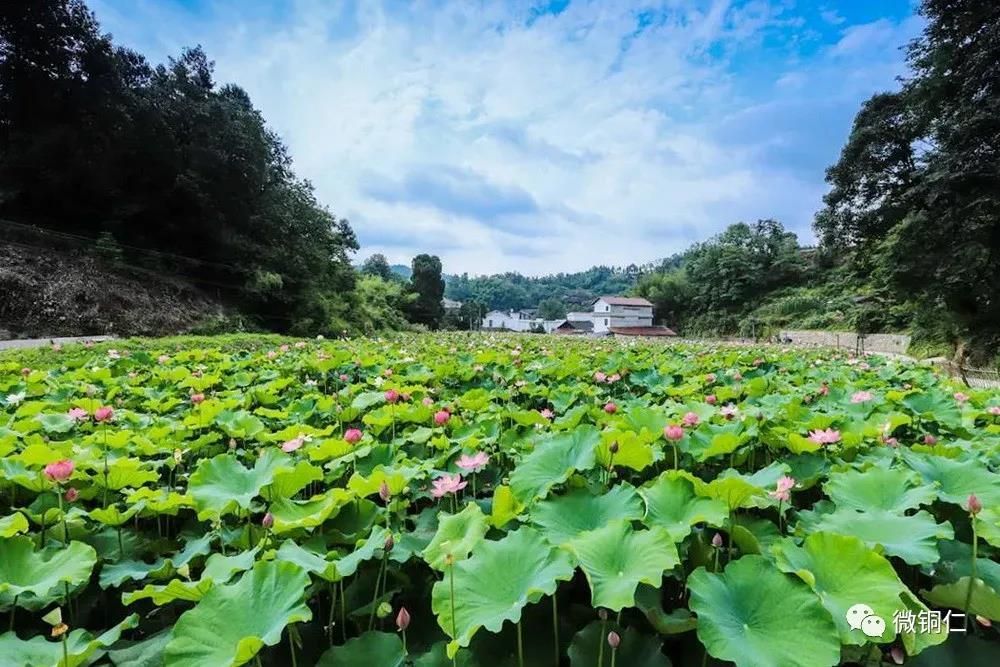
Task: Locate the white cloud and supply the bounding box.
[90,0,919,275]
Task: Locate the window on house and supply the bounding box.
[604,319,609,325]
[488,319,493,327]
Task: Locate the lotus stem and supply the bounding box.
[610,645,617,667]
[57,488,69,544]
[9,597,15,631]
[368,554,387,630]
[289,624,298,667]
[402,628,408,654]
[517,618,525,667]
[449,560,458,666]
[964,520,978,632]
[552,593,560,666]
[61,635,69,667]
[340,579,347,642]
[597,616,606,666]
[776,500,783,534]
[102,424,109,508]
[327,581,336,646]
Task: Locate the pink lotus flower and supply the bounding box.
[44,459,74,483]
[851,391,874,404]
[339,373,349,382]
[883,436,899,447]
[434,410,451,425]
[720,404,739,420]
[603,402,617,414]
[769,475,796,502]
[808,428,841,445]
[732,371,742,382]
[157,354,169,364]
[711,533,723,548]
[64,487,79,502]
[923,434,937,445]
[456,451,489,472]
[384,368,394,377]
[67,407,89,421]
[21,367,30,376]
[281,436,305,453]
[682,412,700,427]
[967,494,983,516]
[422,396,434,407]
[262,512,274,529]
[607,631,620,649]
[989,406,1000,416]
[379,480,392,503]
[954,392,970,403]
[344,428,363,444]
[593,371,607,383]
[279,344,290,353]
[94,406,114,422]
[52,343,62,352]
[540,408,554,420]
[267,350,277,359]
[190,393,205,404]
[705,373,716,384]
[384,389,400,404]
[295,341,306,348]
[396,607,411,631]
[663,424,684,441]
[705,394,717,405]
[431,473,467,498]
[607,373,620,383]
[107,349,120,359]
[819,384,829,396]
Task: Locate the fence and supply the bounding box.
[935,361,1000,388]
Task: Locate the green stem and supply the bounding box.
[517,618,525,667]
[62,635,69,667]
[368,555,387,630]
[450,563,458,666]
[327,581,337,646]
[102,425,109,508]
[672,443,678,470]
[552,594,560,666]
[777,500,783,534]
[8,597,15,632]
[610,646,618,667]
[402,629,408,654]
[289,624,298,667]
[964,520,978,632]
[340,579,347,642]
[597,617,606,667]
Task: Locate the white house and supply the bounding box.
[590,296,654,333]
[481,310,539,332]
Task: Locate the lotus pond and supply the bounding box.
[1,333,999,666]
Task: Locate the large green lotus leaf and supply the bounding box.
[567,621,671,667]
[0,613,138,667]
[922,577,1000,621]
[704,475,765,510]
[164,561,312,666]
[772,532,947,652]
[12,442,64,466]
[99,534,214,588]
[569,520,680,611]
[268,489,352,534]
[908,635,1000,667]
[347,465,418,498]
[824,465,937,514]
[688,555,840,667]
[422,502,489,571]
[335,525,392,577]
[597,430,656,472]
[901,450,1000,506]
[531,485,643,547]
[797,507,953,565]
[317,631,406,667]
[488,485,523,529]
[189,449,292,520]
[125,487,194,515]
[89,458,158,491]
[639,472,728,542]
[509,426,600,502]
[635,584,698,635]
[0,512,29,537]
[105,629,171,667]
[0,459,49,492]
[122,577,215,606]
[89,501,145,527]
[0,537,97,599]
[213,409,266,439]
[431,527,574,656]
[267,460,324,498]
[275,539,339,581]
[36,412,77,434]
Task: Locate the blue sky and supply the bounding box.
[90,0,921,275]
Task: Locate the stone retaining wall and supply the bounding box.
[778,330,911,355]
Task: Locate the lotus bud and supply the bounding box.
[262,512,274,529]
[890,646,904,665]
[712,533,723,548]
[94,406,114,422]
[603,402,617,414]
[64,487,79,502]
[379,480,392,503]
[228,438,237,450]
[339,373,349,382]
[190,393,205,404]
[967,494,983,516]
[663,424,684,441]
[607,631,621,649]
[598,608,608,621]
[609,441,619,455]
[923,434,937,445]
[384,534,395,553]
[396,606,411,631]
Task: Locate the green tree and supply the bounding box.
[406,254,445,329]
[537,298,566,320]
[360,253,396,282]
[354,275,413,334]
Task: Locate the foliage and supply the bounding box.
[1,333,998,665]
[406,254,446,330]
[354,276,414,334]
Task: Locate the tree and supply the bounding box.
[360,253,396,282]
[406,254,445,329]
[537,298,566,320]
[354,275,413,334]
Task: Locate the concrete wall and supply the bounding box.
[778,330,911,355]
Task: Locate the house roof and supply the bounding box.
[608,326,677,337]
[555,319,594,332]
[595,296,653,307]
[565,311,592,321]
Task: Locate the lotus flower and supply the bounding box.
[434,410,451,425]
[261,512,274,529]
[456,451,489,473]
[339,373,349,382]
[967,494,983,516]
[94,406,114,422]
[720,404,739,420]
[396,607,411,631]
[267,350,277,359]
[819,384,829,396]
[67,407,89,421]
[422,396,434,407]
[281,436,305,452]
[431,473,467,498]
[705,373,716,383]
[52,343,62,351]
[954,392,969,403]
[769,475,796,502]
[295,341,306,348]
[607,631,621,649]
[808,428,841,445]
[157,354,170,364]
[107,349,120,359]
[851,391,874,403]
[44,459,74,483]
[732,371,742,382]
[663,424,684,441]
[540,408,554,420]
[682,411,700,427]
[384,368,394,377]
[593,371,607,383]
[64,487,79,502]
[607,373,620,383]
[705,394,717,405]
[990,406,1000,416]
[384,389,400,404]
[603,402,617,414]
[5,392,24,406]
[923,434,937,445]
[379,480,392,503]
[190,393,205,404]
[21,367,31,376]
[711,533,723,548]
[344,428,363,444]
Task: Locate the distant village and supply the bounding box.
[444,296,677,338]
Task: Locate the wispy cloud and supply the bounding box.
[90,0,920,275]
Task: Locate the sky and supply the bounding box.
[90,0,922,276]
